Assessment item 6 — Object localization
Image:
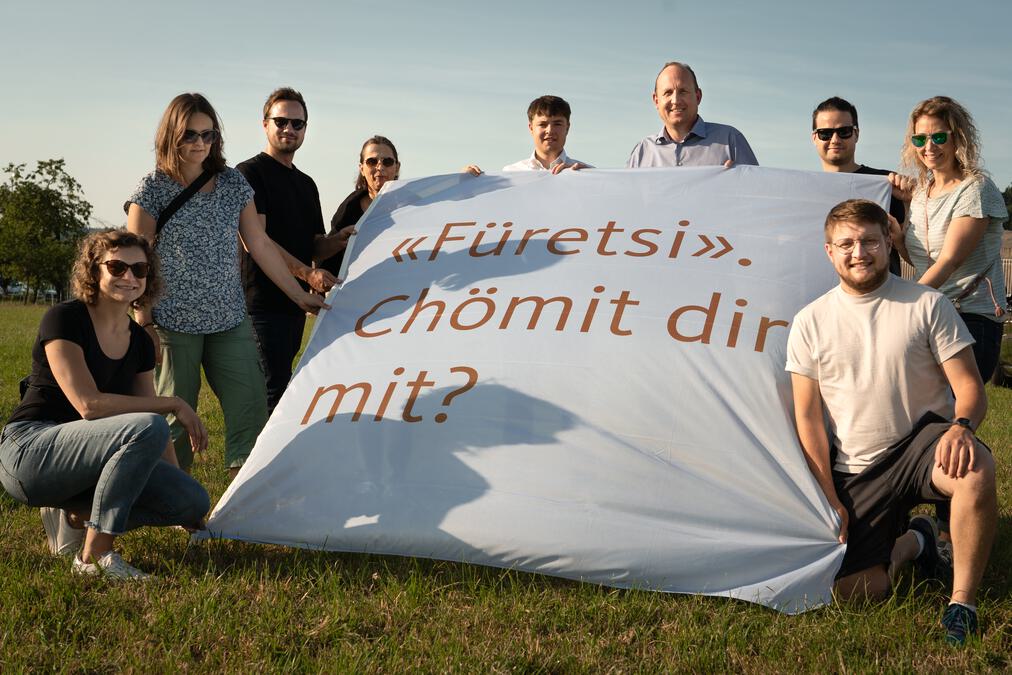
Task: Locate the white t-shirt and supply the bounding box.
[786,275,973,472]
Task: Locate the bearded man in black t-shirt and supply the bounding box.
[811,96,907,275]
[238,87,353,413]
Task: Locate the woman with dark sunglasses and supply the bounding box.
[889,96,1008,382]
[319,135,400,275]
[0,229,210,579]
[125,93,328,479]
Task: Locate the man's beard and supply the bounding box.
[270,137,301,155]
[844,265,889,293]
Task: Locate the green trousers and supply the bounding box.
[155,317,268,470]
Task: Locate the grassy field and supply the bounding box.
[0,303,1009,672]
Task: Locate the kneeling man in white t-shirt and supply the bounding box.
[786,199,996,646]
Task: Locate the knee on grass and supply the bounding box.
[835,566,891,602]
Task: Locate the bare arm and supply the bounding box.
[46,340,206,456]
[888,215,911,265]
[125,203,162,361]
[125,204,157,327]
[935,346,988,478]
[254,213,337,293]
[313,226,355,264]
[791,372,848,543]
[238,203,330,313]
[917,215,989,289]
[131,370,206,464]
[46,340,175,420]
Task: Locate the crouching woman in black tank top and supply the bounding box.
[0,229,210,580]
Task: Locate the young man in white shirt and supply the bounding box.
[461,95,590,176]
[502,95,590,172]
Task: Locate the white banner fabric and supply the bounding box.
[202,167,891,613]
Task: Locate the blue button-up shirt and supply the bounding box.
[626,116,758,168]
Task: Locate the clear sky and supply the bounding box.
[2,0,1010,227]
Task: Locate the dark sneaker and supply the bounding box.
[941,603,978,646]
[937,538,954,573]
[909,515,949,581]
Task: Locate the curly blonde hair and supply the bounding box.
[900,96,983,186]
[71,229,162,309]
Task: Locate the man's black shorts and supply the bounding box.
[832,417,955,580]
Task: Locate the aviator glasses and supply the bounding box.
[910,131,949,148]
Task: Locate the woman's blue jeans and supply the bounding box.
[0,413,209,535]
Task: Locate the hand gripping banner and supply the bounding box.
[201,166,891,613]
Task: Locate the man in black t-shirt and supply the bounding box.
[811,97,906,275]
[238,87,353,413]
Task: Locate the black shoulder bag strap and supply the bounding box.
[156,169,214,236]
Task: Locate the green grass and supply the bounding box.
[0,304,1009,671]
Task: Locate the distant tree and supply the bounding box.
[0,160,91,302]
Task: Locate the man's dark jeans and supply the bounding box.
[250,312,307,415]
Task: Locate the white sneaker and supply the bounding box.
[40,507,85,557]
[72,551,153,581]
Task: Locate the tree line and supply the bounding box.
[0,160,90,302]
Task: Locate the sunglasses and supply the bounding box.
[910,131,949,148]
[268,117,307,131]
[181,129,219,145]
[363,157,397,167]
[814,126,855,141]
[831,237,884,254]
[99,260,150,278]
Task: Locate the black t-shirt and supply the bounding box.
[237,152,325,315]
[320,188,367,276]
[8,300,155,424]
[854,165,906,275]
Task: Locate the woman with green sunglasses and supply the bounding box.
[890,96,1008,382]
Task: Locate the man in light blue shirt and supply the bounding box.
[626,62,758,168]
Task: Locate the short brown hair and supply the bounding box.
[900,96,982,186]
[154,93,226,183]
[72,228,162,309]
[527,95,571,122]
[823,199,890,241]
[263,87,308,120]
[812,96,858,130]
[655,62,699,92]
